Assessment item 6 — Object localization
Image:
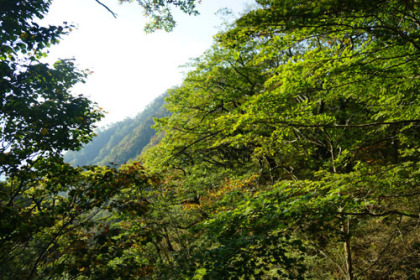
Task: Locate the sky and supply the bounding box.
[42,0,251,127]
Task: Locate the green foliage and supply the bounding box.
[0,159,153,279]
[0,1,104,175]
[119,0,200,32]
[141,0,420,278]
[2,0,420,279]
[0,1,111,278]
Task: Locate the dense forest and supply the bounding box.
[1,0,419,279]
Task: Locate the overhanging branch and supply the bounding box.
[264,119,420,129]
[95,0,117,18]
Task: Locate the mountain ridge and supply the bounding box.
[64,92,168,166]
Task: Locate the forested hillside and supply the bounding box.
[140,0,420,277]
[64,92,168,166]
[1,1,419,279]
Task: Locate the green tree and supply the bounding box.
[0,1,217,278]
[0,0,206,277]
[0,0,103,175]
[143,0,420,279]
[0,1,108,278]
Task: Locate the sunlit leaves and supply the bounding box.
[119,0,200,32]
[142,0,420,278]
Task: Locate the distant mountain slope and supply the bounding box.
[64,92,168,166]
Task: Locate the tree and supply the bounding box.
[143,0,420,278]
[0,1,109,278]
[0,0,104,174]
[0,1,213,278]
[0,1,203,278]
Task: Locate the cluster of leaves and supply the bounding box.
[119,0,199,32]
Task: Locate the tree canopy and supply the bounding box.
[141,0,420,278]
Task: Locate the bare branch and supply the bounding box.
[95,0,117,18]
[341,210,420,219]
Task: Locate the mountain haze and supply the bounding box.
[64,92,168,166]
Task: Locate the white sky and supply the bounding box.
[42,0,250,126]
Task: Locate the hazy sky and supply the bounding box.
[42,0,250,126]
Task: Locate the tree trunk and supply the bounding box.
[342,218,354,280]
